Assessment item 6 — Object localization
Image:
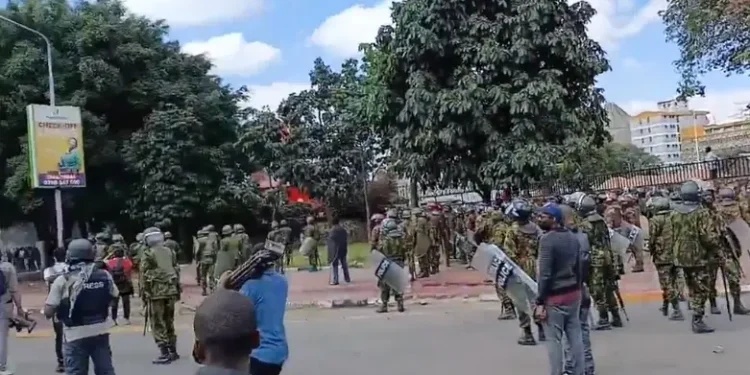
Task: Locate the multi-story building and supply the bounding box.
[681,118,750,162]
[629,99,710,164]
[605,102,632,144]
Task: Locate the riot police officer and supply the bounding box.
[44,239,118,375]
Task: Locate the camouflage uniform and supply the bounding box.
[129,233,145,269]
[488,213,515,320]
[214,225,240,281]
[163,232,181,259]
[376,219,407,313]
[648,197,685,320]
[302,217,321,271]
[436,211,452,267]
[411,211,433,278]
[428,212,443,273]
[606,206,645,273]
[233,224,251,263]
[141,227,181,363]
[194,229,216,295]
[370,215,383,250]
[267,221,284,273]
[503,219,544,344]
[714,188,750,315]
[277,220,293,267]
[108,234,128,260]
[93,232,111,262]
[670,181,721,333]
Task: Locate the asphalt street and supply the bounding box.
[7,298,750,374]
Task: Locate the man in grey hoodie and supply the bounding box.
[534,203,585,375]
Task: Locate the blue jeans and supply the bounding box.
[330,253,351,284]
[564,306,595,375]
[543,296,584,375]
[63,333,115,375]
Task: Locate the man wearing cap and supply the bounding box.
[534,203,584,375]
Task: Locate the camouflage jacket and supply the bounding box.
[669,206,721,267]
[196,236,216,265]
[381,236,407,261]
[488,221,508,247]
[502,222,539,275]
[164,239,181,259]
[303,224,321,242]
[580,215,615,268]
[648,213,673,265]
[141,245,180,299]
[715,203,744,259]
[215,236,241,277]
[370,225,381,249]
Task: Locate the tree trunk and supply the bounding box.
[409,179,419,208]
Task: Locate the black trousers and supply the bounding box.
[54,320,63,364]
[111,294,131,320]
[250,357,283,375]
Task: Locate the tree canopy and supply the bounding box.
[356,0,611,201]
[661,0,750,98]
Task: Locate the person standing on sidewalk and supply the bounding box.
[327,217,350,285]
[44,247,69,373]
[0,248,30,375]
[534,203,585,375]
[106,247,134,325]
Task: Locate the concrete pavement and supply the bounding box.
[8,298,750,374]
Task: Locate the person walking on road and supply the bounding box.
[106,247,134,325]
[44,247,69,373]
[0,248,30,375]
[327,217,350,285]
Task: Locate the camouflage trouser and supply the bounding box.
[379,260,405,303]
[441,235,452,266]
[428,245,440,273]
[198,263,215,291]
[308,248,319,269]
[707,263,719,300]
[416,253,430,276]
[495,285,515,314]
[709,258,742,299]
[148,298,177,347]
[655,264,680,305]
[589,265,618,316]
[683,266,711,317]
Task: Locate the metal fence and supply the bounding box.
[529,156,750,196]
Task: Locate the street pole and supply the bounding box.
[692,110,700,162]
[0,15,63,253]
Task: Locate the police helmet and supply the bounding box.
[565,192,585,208]
[504,199,533,221]
[382,219,403,238]
[206,225,215,232]
[135,232,144,242]
[651,196,671,212]
[222,225,233,235]
[718,188,736,205]
[306,216,315,224]
[280,220,287,226]
[197,229,208,237]
[143,227,165,247]
[164,231,173,239]
[576,195,597,216]
[112,234,124,243]
[271,221,279,229]
[371,213,385,222]
[95,232,110,242]
[66,239,95,263]
[386,209,398,219]
[680,180,701,203]
[233,224,245,233]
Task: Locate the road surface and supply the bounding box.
[8,299,750,374]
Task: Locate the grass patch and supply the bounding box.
[288,242,371,269]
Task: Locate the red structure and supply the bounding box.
[250,171,319,206]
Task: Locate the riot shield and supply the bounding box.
[264,240,286,256]
[471,243,537,315]
[639,215,650,240]
[727,218,750,254]
[371,249,409,294]
[609,229,629,259]
[299,237,317,256]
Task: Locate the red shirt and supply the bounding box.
[106,257,133,279]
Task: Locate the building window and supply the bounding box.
[649,136,652,142]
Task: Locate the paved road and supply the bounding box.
[8,298,750,374]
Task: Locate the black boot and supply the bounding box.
[709,299,721,315]
[376,304,388,313]
[56,360,64,373]
[691,315,714,334]
[397,300,406,313]
[659,301,669,316]
[517,327,536,346]
[169,345,180,361]
[610,310,623,328]
[536,323,546,342]
[594,308,611,330]
[669,302,685,321]
[201,287,207,297]
[153,345,173,364]
[733,297,750,315]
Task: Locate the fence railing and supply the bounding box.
[529,156,750,197]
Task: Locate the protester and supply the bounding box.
[219,250,289,375]
[106,247,134,325]
[192,289,260,375]
[327,217,351,285]
[0,249,30,375]
[44,247,69,373]
[534,203,585,375]
[44,239,118,375]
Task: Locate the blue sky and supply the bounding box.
[122,0,750,123]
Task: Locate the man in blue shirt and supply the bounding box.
[222,268,288,375]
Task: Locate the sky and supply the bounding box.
[119,0,750,124]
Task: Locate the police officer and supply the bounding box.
[43,239,118,375]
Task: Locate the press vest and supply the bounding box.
[56,269,112,328]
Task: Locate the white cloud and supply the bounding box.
[584,0,667,51]
[183,33,280,77]
[308,1,392,57]
[622,57,643,69]
[244,82,310,111]
[623,88,750,124]
[122,0,263,27]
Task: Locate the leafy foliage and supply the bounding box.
[661,0,750,99]
[0,0,256,242]
[357,0,611,201]
[556,142,663,189]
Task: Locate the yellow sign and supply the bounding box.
[26,105,86,188]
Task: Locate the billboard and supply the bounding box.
[26,105,86,188]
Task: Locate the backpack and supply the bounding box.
[110,258,127,284]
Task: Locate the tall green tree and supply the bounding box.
[0,0,252,242]
[661,0,750,99]
[556,142,663,190]
[358,0,611,202]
